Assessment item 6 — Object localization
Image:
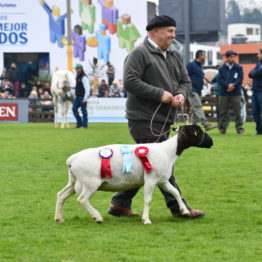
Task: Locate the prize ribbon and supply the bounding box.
[99,148,113,179]
[134,146,152,174]
[120,145,133,173]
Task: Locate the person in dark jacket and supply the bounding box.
[8,63,20,97]
[72,64,91,128]
[186,50,217,131]
[249,48,262,135]
[108,15,205,219]
[217,50,244,134]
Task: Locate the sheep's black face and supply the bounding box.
[178,125,213,149]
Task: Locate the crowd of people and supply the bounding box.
[0,63,52,100]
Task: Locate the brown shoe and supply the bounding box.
[108,204,140,217]
[172,208,205,219]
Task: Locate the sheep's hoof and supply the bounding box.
[142,218,152,225]
[93,217,103,224]
[180,208,190,215]
[55,217,65,223]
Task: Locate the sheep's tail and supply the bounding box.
[66,156,77,186]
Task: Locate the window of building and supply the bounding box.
[255,28,260,35]
[207,50,212,65]
[246,28,253,35]
[239,54,258,64]
[190,51,194,61]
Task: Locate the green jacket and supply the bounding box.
[124,37,191,124]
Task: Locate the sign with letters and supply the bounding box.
[0,103,18,121]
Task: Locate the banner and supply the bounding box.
[0,0,147,80]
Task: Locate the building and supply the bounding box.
[228,23,261,44]
[190,43,221,66]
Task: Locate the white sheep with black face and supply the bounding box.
[51,70,76,128]
[55,125,213,225]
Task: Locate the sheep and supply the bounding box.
[55,125,213,225]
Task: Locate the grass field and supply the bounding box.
[0,122,261,262]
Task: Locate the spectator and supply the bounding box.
[248,48,262,135]
[19,82,29,98]
[36,80,43,90]
[218,50,244,135]
[106,61,115,87]
[109,81,121,97]
[0,90,12,99]
[186,50,217,131]
[1,80,14,95]
[7,63,20,97]
[0,67,9,85]
[43,82,51,95]
[41,91,53,112]
[97,79,109,97]
[244,80,253,103]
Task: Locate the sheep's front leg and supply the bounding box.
[159,181,190,216]
[142,180,156,225]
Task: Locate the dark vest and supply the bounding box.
[75,72,87,96]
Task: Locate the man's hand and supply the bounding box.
[227,83,235,92]
[171,94,185,107]
[82,99,88,104]
[161,91,173,103]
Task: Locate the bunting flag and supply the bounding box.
[99,148,113,179]
[120,145,133,173]
[134,146,152,174]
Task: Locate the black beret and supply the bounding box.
[225,50,238,57]
[146,15,176,31]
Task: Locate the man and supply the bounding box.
[106,61,115,87]
[108,15,205,219]
[186,50,217,131]
[72,64,91,128]
[217,50,244,135]
[249,48,262,135]
[7,63,20,97]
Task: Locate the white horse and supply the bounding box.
[51,70,76,128]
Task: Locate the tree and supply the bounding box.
[226,0,242,24]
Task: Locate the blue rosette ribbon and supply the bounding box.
[120,145,133,174]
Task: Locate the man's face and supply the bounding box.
[76,68,82,74]
[257,51,262,61]
[198,53,207,64]
[155,26,176,50]
[227,55,236,64]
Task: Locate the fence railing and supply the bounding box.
[28,97,253,123]
[28,98,54,123]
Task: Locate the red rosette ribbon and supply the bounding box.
[135,146,152,174]
[99,148,113,179]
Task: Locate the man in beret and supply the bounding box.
[108,15,205,219]
[249,48,262,135]
[217,50,244,134]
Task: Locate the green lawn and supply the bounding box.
[0,122,261,262]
